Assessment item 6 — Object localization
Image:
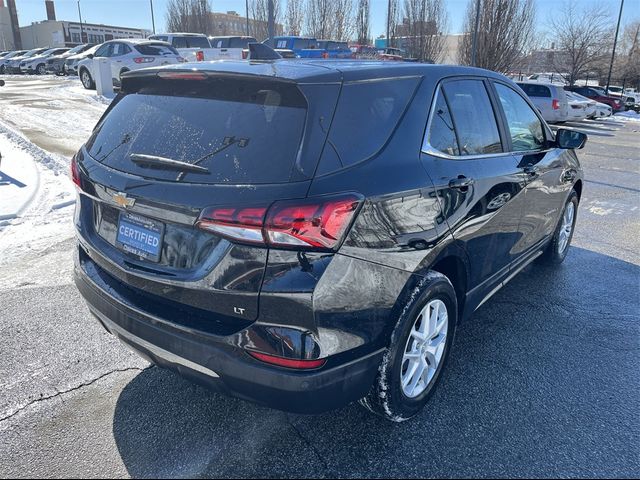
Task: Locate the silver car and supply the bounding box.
[516,81,570,124]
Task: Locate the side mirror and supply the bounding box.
[87,54,94,59]
[555,128,587,149]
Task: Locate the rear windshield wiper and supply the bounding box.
[129,154,210,174]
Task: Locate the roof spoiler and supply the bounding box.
[248,42,282,61]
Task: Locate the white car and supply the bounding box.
[516,81,570,123]
[207,36,258,59]
[148,33,216,62]
[0,50,27,74]
[19,47,69,75]
[594,102,612,118]
[565,91,597,120]
[65,44,100,75]
[78,39,183,90]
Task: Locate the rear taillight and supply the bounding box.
[248,351,326,370]
[70,155,81,189]
[196,193,363,251]
[133,57,155,64]
[196,50,205,61]
[552,99,560,110]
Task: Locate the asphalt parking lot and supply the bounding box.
[0,76,638,478]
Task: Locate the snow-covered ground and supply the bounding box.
[613,110,640,122]
[0,76,110,273]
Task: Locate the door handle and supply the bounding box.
[448,176,475,190]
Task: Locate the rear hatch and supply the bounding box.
[76,66,341,329]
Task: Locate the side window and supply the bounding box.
[111,43,123,57]
[427,87,459,156]
[494,83,545,152]
[442,79,502,155]
[276,40,288,49]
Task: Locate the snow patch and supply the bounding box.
[612,111,640,122]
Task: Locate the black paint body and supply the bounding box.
[73,60,583,413]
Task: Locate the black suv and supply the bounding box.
[73,61,585,421]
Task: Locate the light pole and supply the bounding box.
[267,0,274,46]
[150,0,156,35]
[386,0,391,49]
[605,0,625,95]
[246,0,250,36]
[77,0,84,44]
[471,0,481,66]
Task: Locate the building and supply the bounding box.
[210,11,283,39]
[524,45,572,75]
[20,20,150,49]
[0,0,21,51]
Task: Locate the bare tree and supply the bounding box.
[250,0,283,41]
[356,0,371,44]
[305,0,333,39]
[387,0,402,48]
[165,0,213,35]
[545,1,613,86]
[458,0,536,73]
[333,0,354,41]
[285,0,305,36]
[402,0,449,62]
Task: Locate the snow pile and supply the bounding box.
[613,111,640,122]
[0,121,75,266]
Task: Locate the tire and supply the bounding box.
[36,63,46,75]
[80,68,95,90]
[359,271,457,422]
[540,189,579,265]
[0,65,4,74]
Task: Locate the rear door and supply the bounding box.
[422,77,528,306]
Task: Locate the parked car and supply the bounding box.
[272,36,323,58]
[316,40,353,59]
[565,91,597,119]
[19,47,69,75]
[78,39,183,90]
[0,50,26,74]
[564,86,625,113]
[72,58,585,421]
[148,33,214,62]
[46,44,94,75]
[5,47,48,74]
[517,81,570,123]
[593,101,613,118]
[65,44,100,75]
[208,36,257,59]
[349,44,378,59]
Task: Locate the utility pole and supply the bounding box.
[267,0,274,47]
[246,0,250,36]
[605,0,625,95]
[150,0,156,34]
[77,0,84,43]
[471,0,481,66]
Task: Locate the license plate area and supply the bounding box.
[116,212,165,262]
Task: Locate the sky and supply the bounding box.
[10,0,640,37]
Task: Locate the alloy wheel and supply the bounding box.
[558,202,575,254]
[81,71,91,89]
[401,299,448,398]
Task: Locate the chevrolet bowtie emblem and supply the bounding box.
[113,192,135,209]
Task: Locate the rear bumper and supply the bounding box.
[74,248,382,414]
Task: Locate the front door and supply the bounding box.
[421,78,528,307]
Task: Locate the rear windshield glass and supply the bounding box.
[86,78,308,184]
[229,37,256,48]
[517,83,551,98]
[186,36,211,49]
[292,38,315,50]
[135,44,179,56]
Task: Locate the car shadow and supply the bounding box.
[112,246,639,478]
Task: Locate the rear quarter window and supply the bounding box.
[320,77,420,171]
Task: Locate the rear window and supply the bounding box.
[135,44,179,56]
[229,37,256,48]
[517,83,551,98]
[323,77,420,169]
[185,36,211,49]
[86,78,308,185]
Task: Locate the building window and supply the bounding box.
[72,33,81,43]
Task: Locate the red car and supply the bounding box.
[565,86,625,112]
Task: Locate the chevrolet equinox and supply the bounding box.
[73,60,585,421]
